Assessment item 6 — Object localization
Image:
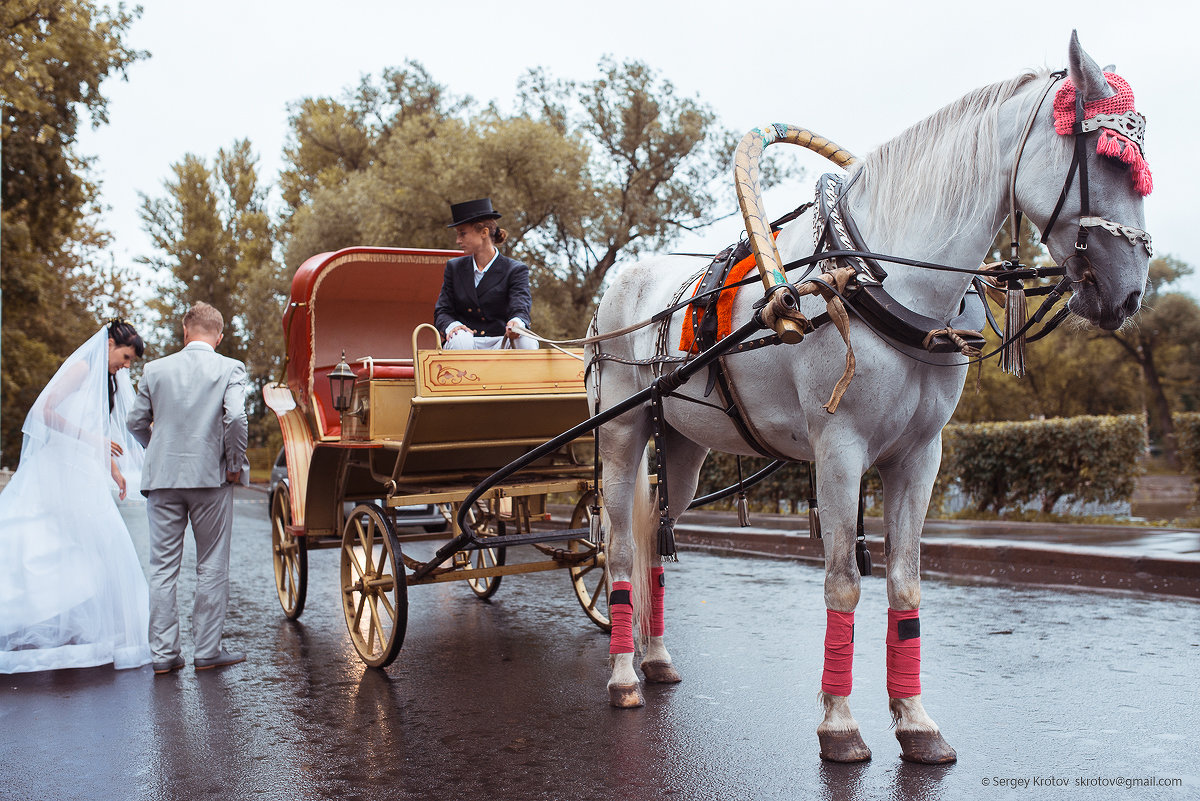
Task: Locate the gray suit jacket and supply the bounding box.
[128,341,249,493]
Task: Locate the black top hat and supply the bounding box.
[447,198,502,228]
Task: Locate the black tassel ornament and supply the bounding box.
[1001,281,1028,377]
[806,461,821,539]
[735,456,750,527]
[855,478,871,576]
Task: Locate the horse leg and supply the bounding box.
[878,442,957,764]
[600,409,652,708]
[640,430,708,685]
[814,449,872,763]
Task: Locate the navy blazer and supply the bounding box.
[433,254,532,338]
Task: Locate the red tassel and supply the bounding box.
[1120,140,1140,165]
[1097,131,1123,158]
[1135,168,1154,196]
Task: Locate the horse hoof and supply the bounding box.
[608,683,645,708]
[818,730,872,763]
[641,660,682,684]
[897,730,957,764]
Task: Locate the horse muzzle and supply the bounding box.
[1065,256,1143,330]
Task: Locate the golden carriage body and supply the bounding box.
[265,247,607,667]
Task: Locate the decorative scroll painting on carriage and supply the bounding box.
[586,31,1153,766]
[263,245,609,671]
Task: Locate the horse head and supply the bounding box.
[1016,31,1152,331]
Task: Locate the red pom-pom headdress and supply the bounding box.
[1053,72,1152,196]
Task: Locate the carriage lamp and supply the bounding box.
[329,350,356,412]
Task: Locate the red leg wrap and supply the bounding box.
[886,607,921,698]
[649,567,665,637]
[821,609,854,696]
[609,580,634,654]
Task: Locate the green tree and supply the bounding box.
[518,58,748,335]
[954,218,1146,423]
[281,59,773,340]
[1,0,144,465]
[281,62,592,278]
[138,140,286,445]
[1105,256,1200,466]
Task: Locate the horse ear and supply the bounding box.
[1068,29,1117,102]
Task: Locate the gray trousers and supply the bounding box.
[147,486,233,661]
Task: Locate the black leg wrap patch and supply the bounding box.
[610,589,631,607]
[897,617,921,641]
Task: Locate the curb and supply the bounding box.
[673,524,1200,600]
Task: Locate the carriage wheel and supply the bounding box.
[569,491,611,632]
[271,487,307,620]
[462,502,506,600]
[340,503,408,668]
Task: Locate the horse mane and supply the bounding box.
[852,68,1049,256]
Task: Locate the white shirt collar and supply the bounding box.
[184,340,215,352]
[474,249,500,275]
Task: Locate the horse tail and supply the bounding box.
[630,460,657,649]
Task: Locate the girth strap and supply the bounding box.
[689,256,791,459]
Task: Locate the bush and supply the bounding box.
[693,454,812,514]
[685,415,1145,518]
[942,415,1145,513]
[1174,412,1200,485]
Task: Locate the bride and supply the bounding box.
[0,321,152,673]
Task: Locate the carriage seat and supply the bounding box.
[310,358,416,438]
[357,357,414,380]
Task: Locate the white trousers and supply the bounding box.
[444,332,539,350]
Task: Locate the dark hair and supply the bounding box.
[108,319,145,358]
[476,219,508,245]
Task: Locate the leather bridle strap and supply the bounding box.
[1008,72,1066,260]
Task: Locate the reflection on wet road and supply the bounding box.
[2,489,1198,800]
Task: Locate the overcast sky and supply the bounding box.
[76,0,1199,298]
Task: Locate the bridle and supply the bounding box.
[1006,70,1154,282]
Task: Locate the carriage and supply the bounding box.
[264,246,611,668]
[265,33,1152,766]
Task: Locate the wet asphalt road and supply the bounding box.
[2,487,1199,801]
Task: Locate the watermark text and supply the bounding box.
[981,775,1182,790]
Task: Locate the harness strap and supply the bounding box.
[681,223,805,458]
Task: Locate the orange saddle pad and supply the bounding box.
[679,233,778,353]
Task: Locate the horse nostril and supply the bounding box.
[1124,290,1142,314]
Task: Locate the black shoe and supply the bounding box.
[152,655,185,675]
[194,649,246,670]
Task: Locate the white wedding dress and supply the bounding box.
[0,327,151,673]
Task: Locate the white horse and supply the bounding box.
[586,32,1152,763]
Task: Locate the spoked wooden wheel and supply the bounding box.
[569,491,611,632]
[461,502,506,600]
[340,503,408,668]
[271,487,306,620]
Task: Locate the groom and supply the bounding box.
[128,302,249,675]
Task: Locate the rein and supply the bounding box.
[523,246,1067,351]
[552,69,1155,400]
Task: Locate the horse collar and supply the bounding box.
[815,174,886,283]
[811,173,985,358]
